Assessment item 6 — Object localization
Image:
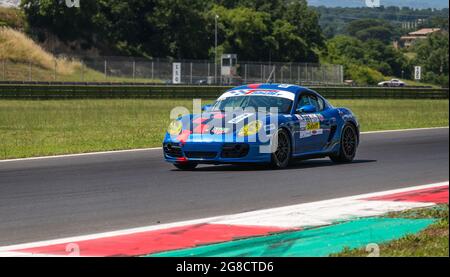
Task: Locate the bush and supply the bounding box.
[346,63,385,85]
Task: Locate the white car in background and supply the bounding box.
[378,79,406,87]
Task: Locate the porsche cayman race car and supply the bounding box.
[163,83,359,170]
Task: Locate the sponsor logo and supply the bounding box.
[211,127,230,135]
[219,89,295,101]
[298,115,323,138]
[278,84,293,88]
[227,113,254,124]
[299,114,322,123]
[300,129,323,139]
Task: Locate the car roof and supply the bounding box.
[226,83,313,96]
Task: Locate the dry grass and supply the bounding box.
[0,27,81,75]
[0,7,25,29]
[0,27,162,82]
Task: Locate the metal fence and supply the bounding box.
[0,56,344,85]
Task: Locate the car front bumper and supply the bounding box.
[163,140,272,164]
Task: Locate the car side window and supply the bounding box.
[308,96,320,112]
[297,95,311,109]
[317,97,325,111]
[296,94,325,113]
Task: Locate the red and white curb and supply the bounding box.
[0,181,448,257]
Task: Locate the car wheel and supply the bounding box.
[330,124,358,163]
[173,162,198,170]
[271,129,292,169]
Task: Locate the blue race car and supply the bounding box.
[163,83,359,170]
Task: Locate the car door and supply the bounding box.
[293,93,331,154]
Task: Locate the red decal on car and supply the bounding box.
[192,117,208,124]
[193,124,209,134]
[177,130,191,144]
[247,83,261,89]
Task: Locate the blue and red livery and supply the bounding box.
[163,83,360,170]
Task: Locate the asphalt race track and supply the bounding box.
[0,128,448,246]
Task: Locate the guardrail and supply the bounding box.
[0,84,448,99]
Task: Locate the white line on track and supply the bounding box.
[0,147,162,163]
[0,181,447,252]
[0,251,64,257]
[361,126,449,134]
[0,126,447,163]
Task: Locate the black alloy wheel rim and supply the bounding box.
[342,126,356,157]
[275,131,290,164]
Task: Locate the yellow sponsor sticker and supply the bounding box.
[306,122,320,130]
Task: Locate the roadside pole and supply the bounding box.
[2,60,5,81]
[104,60,107,80]
[214,14,219,85]
[54,59,57,81]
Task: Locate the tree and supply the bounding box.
[355,26,393,44]
[92,0,158,56]
[20,0,325,62]
[346,19,395,43]
[207,5,272,61]
[326,35,366,62]
[21,0,99,41]
[283,0,325,61]
[145,0,211,59]
[324,35,410,85]
[207,1,324,62]
[413,32,449,87]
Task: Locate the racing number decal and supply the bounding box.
[297,114,324,139]
[306,122,320,131]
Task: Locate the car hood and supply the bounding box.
[169,111,284,142]
[183,111,271,133]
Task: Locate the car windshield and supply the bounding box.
[211,96,293,114]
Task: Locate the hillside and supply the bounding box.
[0,27,161,82]
[0,28,108,82]
[0,28,81,73]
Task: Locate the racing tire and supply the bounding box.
[330,124,358,163]
[173,162,198,170]
[271,129,292,169]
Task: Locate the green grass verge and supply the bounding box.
[332,205,449,257]
[336,99,449,131]
[0,99,448,159]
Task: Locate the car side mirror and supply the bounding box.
[202,104,212,112]
[296,104,317,114]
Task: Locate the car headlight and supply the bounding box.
[238,120,263,137]
[167,120,182,136]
